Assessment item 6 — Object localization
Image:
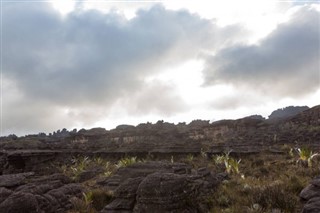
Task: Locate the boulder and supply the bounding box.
[0,192,39,213]
[133,172,195,212]
[101,163,219,213]
[300,176,320,213]
[0,188,12,203]
[102,177,143,212]
[98,161,192,190]
[302,197,320,213]
[0,173,83,213]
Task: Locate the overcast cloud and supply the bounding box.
[203,6,320,97]
[2,3,247,134]
[1,2,319,135]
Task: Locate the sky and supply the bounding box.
[1,0,319,136]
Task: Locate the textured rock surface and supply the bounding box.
[101,162,219,213]
[103,177,144,212]
[97,161,192,190]
[0,173,83,213]
[300,176,320,213]
[133,172,192,212]
[0,172,34,188]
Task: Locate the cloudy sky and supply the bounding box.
[1,0,319,136]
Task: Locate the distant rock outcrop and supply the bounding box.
[268,106,309,120]
[0,105,319,169]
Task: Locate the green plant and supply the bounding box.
[69,193,95,213]
[228,158,241,174]
[200,148,207,158]
[296,147,318,167]
[71,156,91,170]
[213,151,241,174]
[83,191,93,206]
[116,156,138,168]
[103,171,112,177]
[289,148,294,158]
[93,157,104,165]
[187,154,194,162]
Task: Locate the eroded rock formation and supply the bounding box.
[100,162,221,213]
[0,173,83,213]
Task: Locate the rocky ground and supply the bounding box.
[0,105,319,212]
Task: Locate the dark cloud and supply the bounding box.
[203,6,320,97]
[3,3,245,135]
[2,3,220,106]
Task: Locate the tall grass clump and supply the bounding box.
[116,156,138,168]
[214,151,241,174]
[296,147,318,167]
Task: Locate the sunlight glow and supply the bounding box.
[51,0,75,15]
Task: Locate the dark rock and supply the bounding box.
[102,163,219,213]
[215,172,229,182]
[30,173,71,184]
[0,173,83,213]
[0,187,12,203]
[0,172,34,188]
[300,176,320,212]
[98,161,192,190]
[133,172,193,212]
[302,197,320,213]
[268,106,309,120]
[102,177,143,212]
[197,167,211,176]
[77,169,102,182]
[4,150,58,174]
[310,177,320,187]
[300,184,320,201]
[0,192,39,213]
